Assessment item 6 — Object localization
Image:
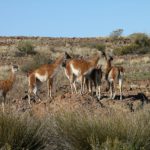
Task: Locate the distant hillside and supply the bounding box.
[0,36,132,47]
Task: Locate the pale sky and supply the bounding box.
[0,0,150,37]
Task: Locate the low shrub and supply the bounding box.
[94,44,106,52]
[114,44,139,55]
[114,33,150,55]
[17,40,36,56]
[114,43,150,55]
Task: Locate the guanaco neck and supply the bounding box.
[106,59,112,71]
[104,55,113,73]
[89,55,100,67]
[53,55,64,68]
[8,69,16,88]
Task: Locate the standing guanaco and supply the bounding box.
[105,55,124,100]
[63,51,105,95]
[28,52,71,105]
[85,65,103,99]
[0,65,18,112]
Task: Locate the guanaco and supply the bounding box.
[64,51,105,94]
[104,55,114,91]
[85,66,103,99]
[28,52,71,105]
[0,65,18,112]
[106,56,124,100]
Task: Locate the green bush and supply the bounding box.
[94,44,106,52]
[114,44,139,55]
[114,43,150,55]
[0,113,45,150]
[113,33,150,55]
[135,35,150,47]
[17,41,36,56]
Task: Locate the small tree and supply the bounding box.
[17,40,36,56]
[110,29,123,38]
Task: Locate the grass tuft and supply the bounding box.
[0,113,46,150]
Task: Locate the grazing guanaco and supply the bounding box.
[28,52,71,105]
[106,56,124,100]
[64,51,105,94]
[0,65,18,112]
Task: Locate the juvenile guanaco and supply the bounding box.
[106,56,124,100]
[0,65,18,112]
[85,65,103,99]
[28,52,71,105]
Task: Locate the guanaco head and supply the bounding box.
[62,52,72,67]
[64,52,72,60]
[108,55,113,62]
[11,65,19,73]
[101,51,106,56]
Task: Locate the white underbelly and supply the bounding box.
[64,69,70,80]
[70,64,80,76]
[35,73,48,82]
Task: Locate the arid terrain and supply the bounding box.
[0,36,149,114]
[0,36,150,149]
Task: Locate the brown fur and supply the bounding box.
[102,53,124,100]
[0,65,18,112]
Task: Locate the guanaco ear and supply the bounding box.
[12,65,19,71]
[109,55,113,61]
[106,54,113,61]
[64,52,72,59]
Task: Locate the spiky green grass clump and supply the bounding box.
[49,109,150,150]
[0,113,46,150]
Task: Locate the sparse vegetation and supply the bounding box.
[126,71,150,80]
